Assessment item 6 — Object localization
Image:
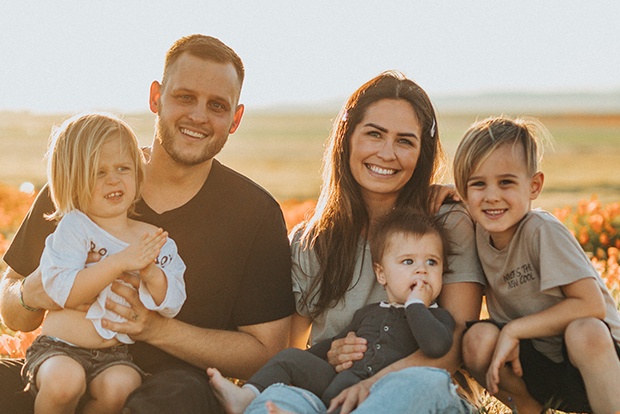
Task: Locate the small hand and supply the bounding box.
[327,332,367,373]
[116,229,167,272]
[486,327,522,395]
[406,279,433,306]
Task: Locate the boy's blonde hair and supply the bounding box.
[453,115,548,200]
[46,112,145,221]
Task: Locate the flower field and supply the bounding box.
[0,185,619,413]
[1,185,618,360]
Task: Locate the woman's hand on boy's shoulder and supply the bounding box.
[429,184,460,215]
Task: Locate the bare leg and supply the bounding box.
[462,323,543,414]
[83,364,142,414]
[207,367,257,414]
[565,318,620,414]
[34,355,86,414]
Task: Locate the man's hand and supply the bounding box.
[327,378,372,414]
[327,332,367,372]
[102,276,165,342]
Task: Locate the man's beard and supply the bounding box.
[156,116,227,166]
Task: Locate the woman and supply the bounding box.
[246,71,485,414]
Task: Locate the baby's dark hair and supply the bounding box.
[370,208,450,273]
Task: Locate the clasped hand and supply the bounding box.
[102,273,163,342]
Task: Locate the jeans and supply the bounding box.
[245,367,476,414]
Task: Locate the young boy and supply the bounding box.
[207,210,456,413]
[454,116,620,414]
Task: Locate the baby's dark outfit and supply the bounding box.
[247,301,455,405]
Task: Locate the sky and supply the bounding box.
[1,1,619,114]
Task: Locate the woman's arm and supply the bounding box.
[429,184,460,214]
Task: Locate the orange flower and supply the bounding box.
[553,207,571,222]
[0,334,22,358]
[588,214,604,233]
[586,195,601,214]
[578,227,590,245]
[600,233,610,247]
[279,199,317,232]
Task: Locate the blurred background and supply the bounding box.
[1,1,619,209]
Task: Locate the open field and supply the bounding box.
[1,110,620,211]
[1,110,620,414]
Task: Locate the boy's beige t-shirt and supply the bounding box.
[477,209,620,363]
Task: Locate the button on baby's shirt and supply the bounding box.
[375,343,382,350]
[383,325,389,332]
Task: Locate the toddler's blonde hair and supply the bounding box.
[46,112,145,221]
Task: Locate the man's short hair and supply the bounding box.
[163,34,245,87]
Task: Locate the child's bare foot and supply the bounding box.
[266,400,296,414]
[207,367,256,414]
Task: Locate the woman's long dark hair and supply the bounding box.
[299,71,445,317]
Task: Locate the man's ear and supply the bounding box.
[530,171,544,200]
[149,81,162,114]
[374,263,387,286]
[229,104,244,134]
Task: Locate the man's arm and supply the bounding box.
[0,268,50,332]
[103,279,291,379]
[1,185,58,332]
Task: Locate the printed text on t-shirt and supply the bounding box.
[502,263,536,289]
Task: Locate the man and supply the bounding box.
[0,34,295,413]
